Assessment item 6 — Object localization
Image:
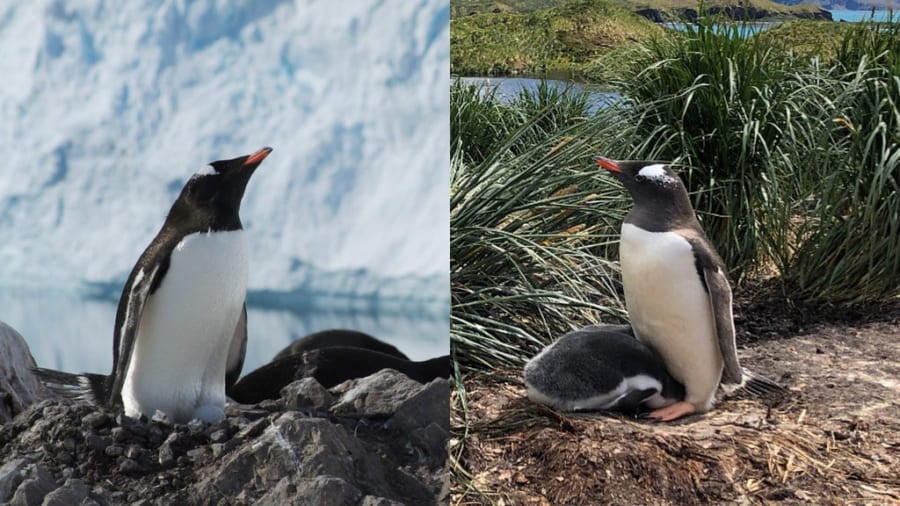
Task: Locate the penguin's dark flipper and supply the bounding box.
[700,264,743,384]
[109,260,164,408]
[224,302,248,396]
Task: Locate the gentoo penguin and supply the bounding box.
[272,329,410,361]
[36,147,272,423]
[594,157,744,421]
[229,347,450,404]
[524,324,685,413]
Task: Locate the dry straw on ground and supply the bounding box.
[451,320,900,505]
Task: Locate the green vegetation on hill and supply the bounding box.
[450,0,664,76]
[756,19,851,58]
[612,0,826,18]
[451,0,560,17]
[451,0,830,20]
[450,0,841,77]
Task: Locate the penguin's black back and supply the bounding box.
[272,329,409,361]
[230,347,450,404]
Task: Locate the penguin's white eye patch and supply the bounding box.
[637,164,674,184]
[194,165,219,177]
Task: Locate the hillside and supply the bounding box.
[451,0,664,75]
[778,0,897,9]
[755,19,851,58]
[451,0,831,21]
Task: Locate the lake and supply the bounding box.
[665,10,897,33]
[831,9,900,22]
[1,283,448,377]
[456,77,620,114]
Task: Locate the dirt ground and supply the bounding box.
[450,300,900,505]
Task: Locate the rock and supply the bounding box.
[635,8,669,23]
[387,379,450,466]
[82,412,110,431]
[256,476,363,505]
[388,378,450,434]
[0,459,29,503]
[9,464,57,506]
[194,413,433,503]
[360,496,407,506]
[0,322,43,423]
[331,369,426,416]
[42,478,96,506]
[0,363,447,504]
[280,377,334,410]
[84,434,111,453]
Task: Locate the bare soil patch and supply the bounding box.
[451,302,900,505]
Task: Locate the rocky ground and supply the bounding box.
[450,298,900,505]
[0,324,450,505]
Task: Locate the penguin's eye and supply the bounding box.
[634,174,646,182]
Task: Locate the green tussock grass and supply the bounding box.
[451,17,900,377]
[451,0,562,17]
[784,18,900,301]
[451,81,633,371]
[451,79,593,166]
[608,18,805,278]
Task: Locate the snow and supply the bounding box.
[0,0,450,305]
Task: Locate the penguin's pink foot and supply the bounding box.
[647,401,697,422]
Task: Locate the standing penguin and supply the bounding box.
[37,147,272,423]
[594,157,743,422]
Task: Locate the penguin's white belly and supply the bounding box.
[619,224,723,410]
[122,230,248,423]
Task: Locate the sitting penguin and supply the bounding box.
[524,324,685,414]
[229,330,449,404]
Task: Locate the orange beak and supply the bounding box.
[244,147,273,166]
[593,156,621,173]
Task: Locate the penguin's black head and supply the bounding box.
[168,147,272,229]
[593,156,691,205]
[183,146,272,209]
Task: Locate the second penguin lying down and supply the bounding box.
[524,324,784,415]
[524,324,685,413]
[229,329,450,404]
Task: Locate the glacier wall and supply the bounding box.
[0,0,450,305]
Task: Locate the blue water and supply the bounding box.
[831,9,899,22]
[0,285,448,377]
[457,77,620,114]
[664,10,897,33]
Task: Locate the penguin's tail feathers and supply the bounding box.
[32,368,108,406]
[721,368,788,399]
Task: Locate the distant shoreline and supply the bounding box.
[451,8,896,80]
